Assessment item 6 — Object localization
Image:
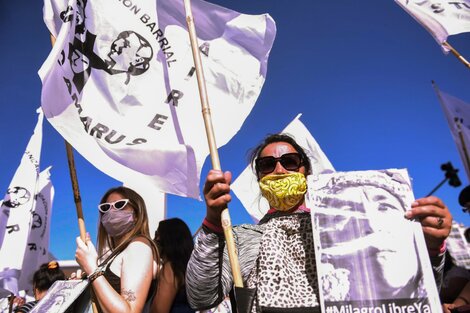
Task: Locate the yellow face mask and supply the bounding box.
[259,172,307,211]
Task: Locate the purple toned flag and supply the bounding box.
[395,0,470,53]
[18,167,54,294]
[124,180,166,236]
[434,83,470,182]
[41,0,276,199]
[0,109,43,295]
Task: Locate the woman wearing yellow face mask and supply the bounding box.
[186,134,452,312]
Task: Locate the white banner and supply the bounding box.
[307,169,441,311]
[395,0,470,52]
[0,108,43,295]
[232,114,334,222]
[123,180,166,237]
[17,167,54,294]
[40,0,276,198]
[434,83,470,183]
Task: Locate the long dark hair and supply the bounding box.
[154,218,194,288]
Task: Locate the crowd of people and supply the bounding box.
[6,134,470,313]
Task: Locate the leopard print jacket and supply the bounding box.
[186,212,320,312]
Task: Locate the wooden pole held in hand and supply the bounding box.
[50,34,98,313]
[182,0,244,288]
[64,141,87,242]
[49,34,87,242]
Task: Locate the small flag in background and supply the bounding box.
[0,108,43,295]
[40,0,276,199]
[395,0,470,53]
[433,82,470,183]
[232,114,334,222]
[18,167,54,294]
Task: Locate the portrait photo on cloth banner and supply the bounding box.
[40,0,275,198]
[30,279,92,313]
[306,169,441,313]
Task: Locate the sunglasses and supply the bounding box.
[98,199,129,213]
[255,153,303,174]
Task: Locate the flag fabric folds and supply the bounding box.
[395,0,470,53]
[124,180,166,236]
[0,109,44,295]
[17,167,54,294]
[231,114,334,222]
[433,83,470,183]
[40,0,276,199]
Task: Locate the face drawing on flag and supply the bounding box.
[61,0,153,92]
[60,0,86,31]
[315,173,425,300]
[3,187,31,208]
[105,31,153,80]
[40,0,276,198]
[31,212,43,229]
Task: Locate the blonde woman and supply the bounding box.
[76,186,159,313]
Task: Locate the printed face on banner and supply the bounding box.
[61,0,154,92]
[307,169,439,307]
[106,31,153,75]
[40,0,276,198]
[3,187,31,208]
[322,184,419,293]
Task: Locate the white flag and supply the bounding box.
[395,0,470,53]
[433,83,470,182]
[0,108,43,295]
[232,114,335,222]
[123,180,166,237]
[40,0,276,199]
[17,167,54,294]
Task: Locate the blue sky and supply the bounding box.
[0,1,469,260]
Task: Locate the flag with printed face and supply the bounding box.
[231,114,335,222]
[17,167,54,294]
[433,83,470,182]
[395,0,470,52]
[40,0,276,199]
[0,109,43,295]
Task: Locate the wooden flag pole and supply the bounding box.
[443,41,470,69]
[182,0,244,288]
[49,35,86,242]
[50,35,99,313]
[64,141,87,242]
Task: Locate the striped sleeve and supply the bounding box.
[186,224,262,310]
[14,301,38,313]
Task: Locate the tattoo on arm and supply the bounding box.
[121,289,137,303]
